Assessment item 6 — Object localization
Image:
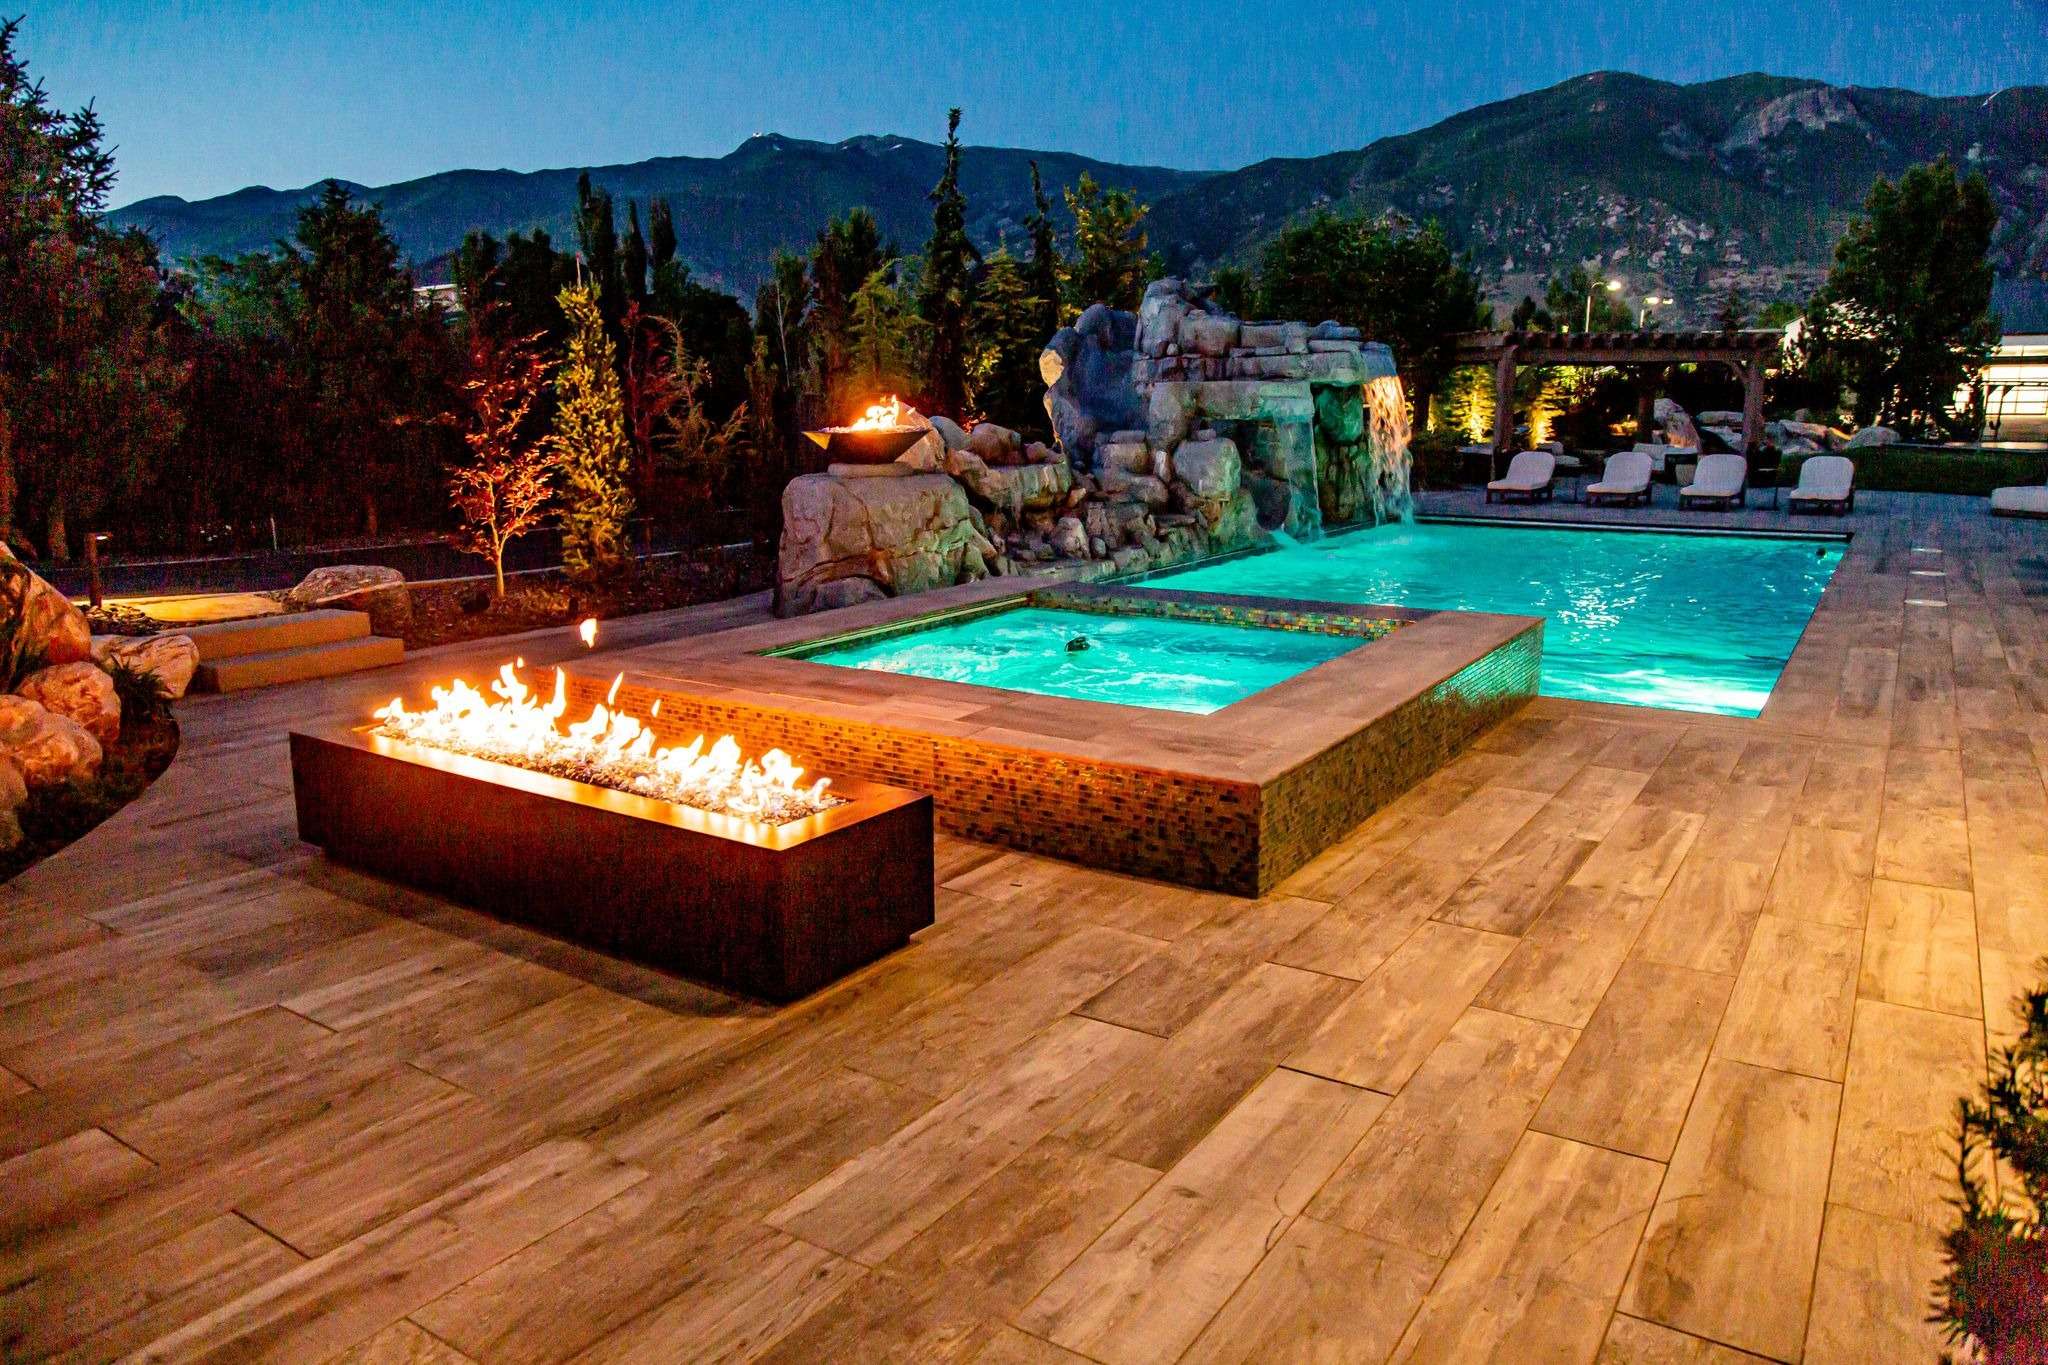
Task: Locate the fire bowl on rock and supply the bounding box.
[802,426,928,465]
[289,725,933,1001]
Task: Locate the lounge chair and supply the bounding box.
[1486,450,1556,504]
[1679,453,1748,510]
[1583,451,1653,508]
[1990,478,2048,518]
[1788,455,1856,515]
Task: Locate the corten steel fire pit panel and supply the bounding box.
[289,725,933,1001]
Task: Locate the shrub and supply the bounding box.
[1937,966,2048,1364]
[102,659,172,728]
[1787,447,2048,499]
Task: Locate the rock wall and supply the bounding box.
[774,278,1408,616]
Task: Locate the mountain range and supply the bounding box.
[110,72,2048,324]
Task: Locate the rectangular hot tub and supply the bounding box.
[781,598,1398,714]
[558,582,1542,896]
[290,724,934,1001]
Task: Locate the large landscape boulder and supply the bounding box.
[92,633,200,701]
[1845,425,1900,449]
[16,662,121,745]
[777,471,997,616]
[0,548,91,686]
[1655,398,1702,451]
[1173,438,1241,501]
[0,695,102,789]
[287,564,412,637]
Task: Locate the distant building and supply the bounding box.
[415,282,462,316]
[1974,280,2048,442]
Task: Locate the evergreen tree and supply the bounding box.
[622,201,649,304]
[1208,265,1254,319]
[845,266,923,402]
[1802,158,1998,437]
[1716,285,1750,331]
[920,108,975,418]
[448,316,557,596]
[967,248,1046,432]
[809,209,888,413]
[648,197,677,276]
[1062,174,1157,314]
[0,16,185,556]
[1024,160,1064,344]
[550,283,633,576]
[575,173,622,323]
[1542,264,1633,333]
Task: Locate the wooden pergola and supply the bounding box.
[1450,328,1785,461]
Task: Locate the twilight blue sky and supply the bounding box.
[25,0,2048,209]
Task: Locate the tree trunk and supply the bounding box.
[494,545,507,599]
[363,490,379,540]
[45,499,68,564]
[0,399,15,547]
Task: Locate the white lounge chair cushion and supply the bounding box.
[1991,484,2048,515]
[1789,455,1855,502]
[1586,451,1653,496]
[1488,451,1555,492]
[1681,453,1748,499]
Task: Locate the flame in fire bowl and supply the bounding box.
[289,723,933,1001]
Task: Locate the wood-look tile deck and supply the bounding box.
[2,489,2043,1362]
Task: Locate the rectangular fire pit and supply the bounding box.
[290,725,933,1001]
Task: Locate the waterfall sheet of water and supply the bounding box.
[1268,528,1300,550]
[1364,376,1416,525]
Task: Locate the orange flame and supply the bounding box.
[578,617,598,648]
[372,663,837,824]
[845,395,905,430]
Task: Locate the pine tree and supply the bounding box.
[809,209,886,414]
[1716,285,1750,331]
[1062,174,1158,314]
[647,197,677,277]
[550,283,633,577]
[968,248,1046,432]
[622,201,649,304]
[846,266,922,402]
[575,174,622,324]
[921,108,975,418]
[448,317,558,596]
[1024,160,1064,340]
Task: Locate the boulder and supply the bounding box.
[1136,279,1195,358]
[929,415,971,451]
[0,695,102,789]
[287,564,411,637]
[1052,516,1089,559]
[1094,439,1151,477]
[776,472,990,616]
[1314,385,1366,444]
[1698,410,1745,427]
[91,632,200,701]
[1125,475,1171,512]
[1145,381,1198,451]
[0,548,91,685]
[1023,441,1059,465]
[0,755,24,851]
[1845,425,1899,450]
[967,422,1023,465]
[957,460,1073,518]
[16,661,121,745]
[1179,312,1239,358]
[1655,399,1702,451]
[1173,438,1241,501]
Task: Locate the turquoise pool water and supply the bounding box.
[798,606,1365,714]
[1153,521,1844,717]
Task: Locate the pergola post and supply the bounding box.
[1741,359,1766,453]
[1491,344,1518,478]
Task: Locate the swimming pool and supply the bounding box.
[792,604,1372,714]
[1151,520,1844,716]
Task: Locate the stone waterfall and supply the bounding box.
[1364,374,1416,524]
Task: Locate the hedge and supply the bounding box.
[1785,445,2048,498]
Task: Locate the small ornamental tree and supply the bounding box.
[1938,968,2048,1364]
[620,301,689,544]
[1024,161,1063,344]
[550,283,633,578]
[448,319,557,596]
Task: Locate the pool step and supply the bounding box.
[193,632,406,693]
[183,609,372,661]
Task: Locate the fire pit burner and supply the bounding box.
[804,394,928,465]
